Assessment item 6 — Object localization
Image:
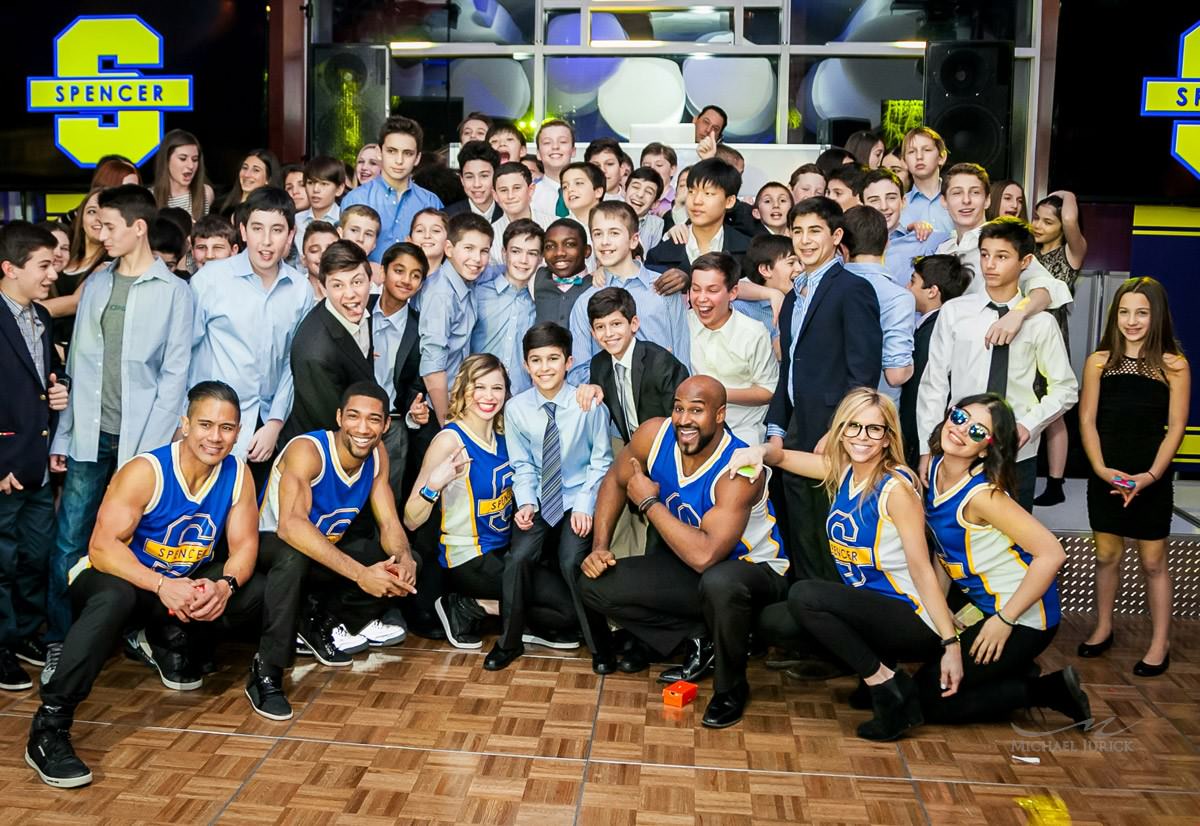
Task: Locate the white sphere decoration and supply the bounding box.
[597,58,686,139]
[682,33,776,137]
[448,58,531,119]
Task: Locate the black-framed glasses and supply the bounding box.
[948,406,992,443]
[844,421,888,441]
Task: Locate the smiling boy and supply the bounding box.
[472,219,543,394]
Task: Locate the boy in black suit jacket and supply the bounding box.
[0,223,70,688]
[900,254,970,467]
[584,287,688,560]
[646,159,751,277]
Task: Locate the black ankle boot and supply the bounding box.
[856,669,924,741]
[1029,666,1092,727]
[848,678,871,710]
[26,705,92,788]
[1033,477,1066,507]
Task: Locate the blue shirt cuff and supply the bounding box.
[766,424,786,440]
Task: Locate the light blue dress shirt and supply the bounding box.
[844,262,916,403]
[188,251,314,457]
[883,227,951,288]
[340,176,443,263]
[371,299,412,409]
[567,264,691,384]
[505,383,614,516]
[418,260,477,383]
[293,203,341,259]
[898,186,954,237]
[471,270,536,395]
[52,258,194,465]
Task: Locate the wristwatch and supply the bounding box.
[220,574,240,595]
[419,484,441,503]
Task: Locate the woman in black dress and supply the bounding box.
[1078,277,1188,676]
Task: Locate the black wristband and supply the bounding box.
[940,635,960,648]
[996,610,1017,627]
[637,495,659,515]
[220,574,239,595]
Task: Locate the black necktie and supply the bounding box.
[986,301,1010,397]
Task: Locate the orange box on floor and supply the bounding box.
[662,680,697,707]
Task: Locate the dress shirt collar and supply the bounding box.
[982,290,1020,311]
[436,260,472,298]
[372,297,409,326]
[686,225,724,263]
[954,224,983,248]
[468,199,495,218]
[226,250,299,286]
[792,256,838,297]
[845,260,890,282]
[613,338,638,372]
[535,381,575,410]
[325,298,366,337]
[905,182,943,205]
[1,290,31,317]
[599,262,653,289]
[107,255,178,285]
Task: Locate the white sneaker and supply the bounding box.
[521,631,581,650]
[331,624,369,655]
[357,619,407,647]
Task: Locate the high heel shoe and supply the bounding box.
[1077,632,1113,658]
[1133,653,1169,677]
[856,669,923,742]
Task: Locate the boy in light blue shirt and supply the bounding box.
[490,322,615,674]
[418,212,493,425]
[471,219,542,394]
[841,206,915,403]
[292,156,345,260]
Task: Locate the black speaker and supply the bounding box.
[310,44,390,162]
[923,41,1013,179]
[821,117,872,148]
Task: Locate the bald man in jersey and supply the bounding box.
[579,376,789,727]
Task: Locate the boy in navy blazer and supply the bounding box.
[0,223,70,689]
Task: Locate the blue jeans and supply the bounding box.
[0,482,55,648]
[47,432,120,642]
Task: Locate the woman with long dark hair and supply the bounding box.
[151,129,213,217]
[217,148,281,216]
[1078,278,1187,676]
[921,393,1090,724]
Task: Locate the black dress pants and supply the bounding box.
[779,471,841,583]
[498,510,609,653]
[787,579,941,678]
[580,535,787,692]
[444,549,576,634]
[40,561,267,711]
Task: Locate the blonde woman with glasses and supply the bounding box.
[732,388,960,742]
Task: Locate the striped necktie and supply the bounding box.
[541,402,564,526]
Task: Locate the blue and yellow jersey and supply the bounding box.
[259,430,377,543]
[70,441,244,585]
[826,465,934,630]
[925,456,1060,630]
[645,421,788,575]
[438,422,515,569]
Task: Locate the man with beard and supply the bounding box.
[253,382,418,719]
[579,376,789,728]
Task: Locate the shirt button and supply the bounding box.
[40,394,46,401]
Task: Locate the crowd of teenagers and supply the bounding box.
[0,105,1186,790]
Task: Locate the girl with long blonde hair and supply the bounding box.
[732,388,960,742]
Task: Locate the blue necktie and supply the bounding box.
[541,402,564,526]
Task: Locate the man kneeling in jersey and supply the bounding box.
[580,376,790,728]
[254,381,418,718]
[28,381,263,788]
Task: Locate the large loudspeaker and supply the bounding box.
[310,45,390,161]
[923,41,1013,179]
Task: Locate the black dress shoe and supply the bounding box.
[1133,653,1169,678]
[1077,632,1114,658]
[592,654,618,675]
[483,642,524,671]
[618,640,650,673]
[857,669,924,742]
[702,682,750,728]
[847,678,871,710]
[657,637,715,684]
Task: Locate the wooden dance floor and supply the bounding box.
[0,613,1196,824]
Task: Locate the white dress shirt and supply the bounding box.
[687,308,778,445]
[324,299,370,356]
[936,226,1073,308]
[684,225,725,266]
[916,290,1079,463]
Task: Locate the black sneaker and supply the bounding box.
[245,655,293,721]
[297,612,353,667]
[26,707,92,788]
[13,638,47,667]
[0,648,32,691]
[132,630,203,690]
[434,594,484,649]
[40,643,62,687]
